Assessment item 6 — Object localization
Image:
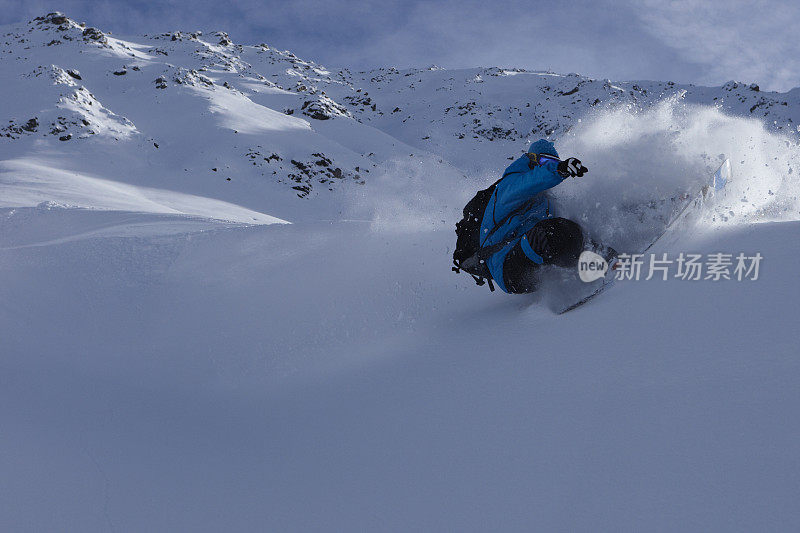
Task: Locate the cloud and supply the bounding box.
[258,0,706,84]
[629,0,800,90]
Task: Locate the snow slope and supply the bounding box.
[2,210,798,531]
[2,12,800,532]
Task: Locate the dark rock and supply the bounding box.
[82,27,104,40]
[292,185,311,197]
[22,118,38,132]
[67,69,82,80]
[291,160,309,172]
[300,96,349,120]
[42,13,70,25]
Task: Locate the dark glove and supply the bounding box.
[557,157,588,178]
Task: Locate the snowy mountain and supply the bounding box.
[4,12,800,212]
[2,12,800,531]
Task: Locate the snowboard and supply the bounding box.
[556,159,731,314]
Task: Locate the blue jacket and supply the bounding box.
[480,139,567,292]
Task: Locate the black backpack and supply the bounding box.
[452,180,501,290]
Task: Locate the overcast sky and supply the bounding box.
[4,0,799,91]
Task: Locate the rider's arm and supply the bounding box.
[491,157,566,219]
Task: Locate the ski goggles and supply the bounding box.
[526,152,561,168]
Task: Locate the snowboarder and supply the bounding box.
[452,139,594,293]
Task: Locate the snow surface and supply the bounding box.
[1,12,800,531]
